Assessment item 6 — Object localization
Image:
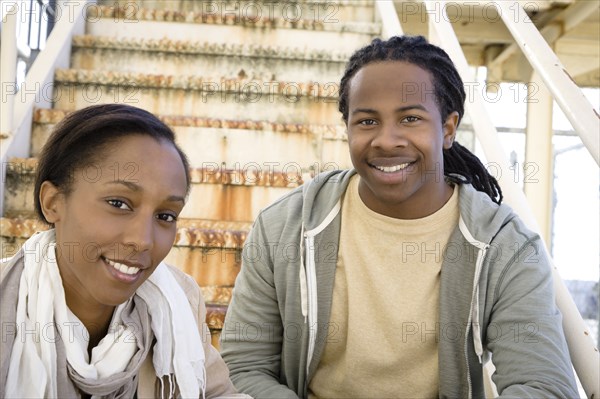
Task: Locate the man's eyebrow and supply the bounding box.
[166,195,185,204]
[395,104,428,113]
[351,105,429,114]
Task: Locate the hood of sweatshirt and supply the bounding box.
[300,170,516,241]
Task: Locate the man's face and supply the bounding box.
[346,61,458,219]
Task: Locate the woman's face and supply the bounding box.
[44,135,188,308]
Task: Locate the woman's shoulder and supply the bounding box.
[163,264,204,317]
[1,252,24,285]
[165,264,199,295]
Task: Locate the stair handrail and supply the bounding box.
[375,1,599,397]
[0,0,88,214]
[1,2,19,141]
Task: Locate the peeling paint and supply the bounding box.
[72,35,352,62]
[54,68,339,99]
[88,5,380,34]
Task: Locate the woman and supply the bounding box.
[0,104,249,398]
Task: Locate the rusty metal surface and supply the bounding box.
[7,156,303,188]
[166,246,241,287]
[200,285,233,305]
[71,35,353,62]
[34,107,345,137]
[206,304,228,330]
[88,5,379,34]
[1,217,249,245]
[54,68,340,99]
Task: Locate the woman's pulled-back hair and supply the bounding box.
[34,103,191,224]
[338,35,503,205]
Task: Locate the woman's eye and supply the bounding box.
[157,213,177,223]
[107,199,131,210]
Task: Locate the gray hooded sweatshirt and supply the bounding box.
[220,169,578,398]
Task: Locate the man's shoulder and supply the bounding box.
[258,169,353,226]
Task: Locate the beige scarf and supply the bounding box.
[3,230,205,398]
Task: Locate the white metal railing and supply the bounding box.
[1,2,19,138]
[377,1,599,397]
[0,0,88,214]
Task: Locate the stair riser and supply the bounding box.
[4,168,295,222]
[181,184,293,221]
[52,83,341,125]
[32,123,352,168]
[71,48,347,83]
[166,246,240,287]
[98,0,376,23]
[86,20,376,53]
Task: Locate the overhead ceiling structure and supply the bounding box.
[393,0,600,87]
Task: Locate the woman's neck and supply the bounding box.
[64,290,115,355]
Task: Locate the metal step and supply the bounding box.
[31,108,351,168]
[70,35,349,82]
[85,5,380,54]
[3,158,303,222]
[53,68,341,125]
[97,0,377,24]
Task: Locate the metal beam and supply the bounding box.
[495,2,599,165]
[376,0,403,39]
[488,1,599,77]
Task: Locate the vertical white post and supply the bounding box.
[1,2,19,138]
[524,72,554,245]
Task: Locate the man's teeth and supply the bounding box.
[105,258,140,275]
[373,163,410,173]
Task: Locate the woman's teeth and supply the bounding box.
[373,163,410,173]
[104,258,140,275]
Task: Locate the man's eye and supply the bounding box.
[157,213,177,223]
[403,116,420,123]
[107,199,131,210]
[359,119,377,126]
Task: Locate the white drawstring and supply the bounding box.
[459,216,489,364]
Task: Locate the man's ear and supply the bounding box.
[39,181,63,224]
[443,111,460,150]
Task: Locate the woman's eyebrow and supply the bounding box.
[105,180,141,192]
[106,180,185,204]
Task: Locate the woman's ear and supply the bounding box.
[443,111,460,150]
[39,181,63,224]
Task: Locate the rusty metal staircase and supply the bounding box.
[1,0,377,347]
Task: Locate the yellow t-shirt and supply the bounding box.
[309,175,459,398]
